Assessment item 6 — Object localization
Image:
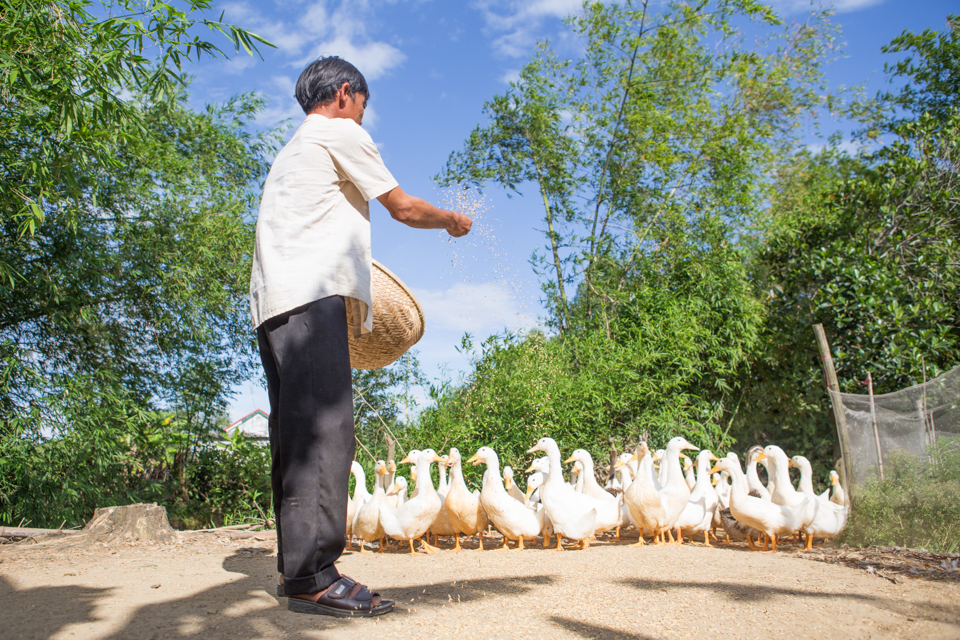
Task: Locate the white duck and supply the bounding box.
[682,455,696,491]
[828,470,847,506]
[789,455,817,496]
[710,455,810,552]
[346,461,371,547]
[468,447,541,549]
[570,461,585,493]
[764,446,816,529]
[388,476,408,503]
[503,466,526,504]
[614,455,638,531]
[800,487,849,551]
[383,459,400,508]
[527,437,597,549]
[565,449,622,537]
[657,436,700,543]
[429,454,457,544]
[379,449,444,555]
[524,471,555,546]
[759,454,776,496]
[400,450,421,500]
[525,457,551,504]
[676,449,721,545]
[353,461,387,553]
[622,440,668,544]
[444,447,488,551]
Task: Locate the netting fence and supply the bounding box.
[830,365,960,487]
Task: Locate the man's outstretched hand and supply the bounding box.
[446,211,472,238]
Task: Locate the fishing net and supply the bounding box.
[829,365,960,486]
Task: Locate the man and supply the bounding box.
[249,56,471,618]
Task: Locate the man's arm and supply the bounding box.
[377,187,472,237]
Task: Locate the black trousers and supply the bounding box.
[256,295,355,596]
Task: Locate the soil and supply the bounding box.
[1,532,958,640]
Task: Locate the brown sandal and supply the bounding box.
[287,576,393,618]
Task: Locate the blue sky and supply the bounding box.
[193,0,958,423]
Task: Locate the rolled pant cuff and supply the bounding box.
[282,565,342,596]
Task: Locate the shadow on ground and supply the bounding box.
[618,577,960,629]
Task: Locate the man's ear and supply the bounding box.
[337,82,351,107]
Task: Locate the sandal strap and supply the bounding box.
[319,575,379,611]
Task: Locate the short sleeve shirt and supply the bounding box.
[249,115,398,332]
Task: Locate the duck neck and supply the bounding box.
[372,472,386,497]
[438,463,449,493]
[664,445,685,487]
[415,456,436,496]
[545,443,564,484]
[726,462,749,502]
[797,460,814,494]
[353,466,368,500]
[746,455,763,486]
[449,461,465,489]
[770,454,795,496]
[695,455,712,490]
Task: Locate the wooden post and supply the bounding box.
[867,372,884,480]
[813,324,856,496]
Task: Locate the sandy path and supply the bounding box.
[1,534,957,640]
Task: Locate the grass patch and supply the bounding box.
[841,441,960,553]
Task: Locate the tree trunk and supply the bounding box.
[83,503,178,543]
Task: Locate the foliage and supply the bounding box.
[177,428,271,530]
[841,442,960,553]
[736,16,960,481]
[428,0,838,475]
[0,0,270,271]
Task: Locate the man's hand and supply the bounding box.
[378,187,472,237]
[446,211,472,238]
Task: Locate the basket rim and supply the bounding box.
[371,258,425,328]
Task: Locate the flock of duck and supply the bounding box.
[346,436,849,555]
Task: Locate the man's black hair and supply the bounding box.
[295,56,369,114]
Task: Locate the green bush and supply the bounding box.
[841,441,960,553]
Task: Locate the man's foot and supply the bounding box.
[288,575,394,617]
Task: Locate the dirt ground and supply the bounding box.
[1,532,958,640]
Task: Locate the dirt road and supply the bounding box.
[1,533,957,640]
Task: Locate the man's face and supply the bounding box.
[343,90,367,126]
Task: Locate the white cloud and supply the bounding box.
[300,32,406,80]
[413,281,538,334]
[220,1,405,79]
[475,0,583,57]
[499,68,521,84]
[767,0,886,16]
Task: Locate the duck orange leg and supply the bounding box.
[803,533,814,552]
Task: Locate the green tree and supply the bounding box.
[737,16,960,481]
[0,85,276,527]
[424,0,839,474]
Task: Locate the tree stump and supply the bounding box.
[83,503,178,543]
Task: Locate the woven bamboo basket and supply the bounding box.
[347,259,425,370]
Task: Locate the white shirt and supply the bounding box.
[250,115,398,331]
